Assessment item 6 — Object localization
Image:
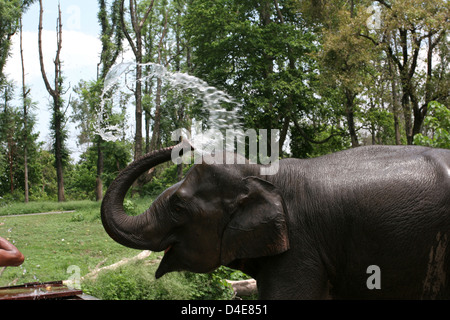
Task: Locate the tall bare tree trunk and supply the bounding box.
[120,0,155,195]
[96,137,104,201]
[345,89,359,148]
[3,86,14,194]
[120,0,155,161]
[149,9,168,152]
[387,51,402,145]
[97,0,124,201]
[38,0,65,202]
[20,16,29,203]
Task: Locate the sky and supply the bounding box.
[4,0,103,160]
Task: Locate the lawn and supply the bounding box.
[0,201,142,287]
[0,199,239,300]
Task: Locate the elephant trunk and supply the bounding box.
[101,142,190,250]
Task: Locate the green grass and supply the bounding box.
[0,199,239,300]
[0,200,100,216]
[0,203,142,287]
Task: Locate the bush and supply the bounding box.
[123,199,137,215]
[184,267,248,300]
[414,101,450,149]
[83,263,195,300]
[82,261,237,300]
[142,164,192,197]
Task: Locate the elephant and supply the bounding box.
[101,142,450,299]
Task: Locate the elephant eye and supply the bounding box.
[173,203,184,212]
[170,202,189,224]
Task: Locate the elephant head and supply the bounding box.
[101,142,290,279]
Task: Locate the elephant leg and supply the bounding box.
[256,258,331,300]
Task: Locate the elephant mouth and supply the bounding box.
[156,235,187,279]
[156,243,179,279]
[158,233,177,253]
[164,245,172,254]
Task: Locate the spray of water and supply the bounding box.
[96,62,244,153]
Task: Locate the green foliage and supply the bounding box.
[83,262,237,300]
[65,161,97,200]
[2,0,448,202]
[0,80,41,197]
[184,0,321,135]
[83,262,193,300]
[361,104,398,145]
[97,0,124,78]
[142,164,191,197]
[71,79,104,146]
[32,150,58,200]
[290,124,351,158]
[0,0,23,75]
[63,140,132,201]
[123,199,137,215]
[414,102,450,149]
[183,267,238,300]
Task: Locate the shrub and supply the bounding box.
[83,260,195,300]
[414,101,450,149]
[82,261,237,300]
[142,164,192,197]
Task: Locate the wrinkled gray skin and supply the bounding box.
[101,143,450,299]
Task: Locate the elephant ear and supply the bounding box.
[220,177,290,266]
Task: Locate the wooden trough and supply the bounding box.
[0,280,96,300]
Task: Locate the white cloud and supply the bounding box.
[5,28,135,161]
[4,30,102,160]
[5,29,101,85]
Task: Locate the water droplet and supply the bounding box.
[96,61,243,154]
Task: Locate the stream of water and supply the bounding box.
[96,62,244,153]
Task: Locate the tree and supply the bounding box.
[0,0,35,79]
[0,0,36,201]
[36,149,57,199]
[361,0,449,144]
[98,0,124,79]
[0,80,40,199]
[38,0,68,202]
[19,14,31,202]
[414,101,450,149]
[95,0,124,201]
[71,79,132,200]
[298,0,448,147]
[120,0,155,160]
[63,139,131,200]
[0,80,16,194]
[148,1,168,152]
[0,0,21,79]
[184,0,326,157]
[316,0,383,148]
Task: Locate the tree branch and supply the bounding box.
[431,29,445,50]
[139,0,155,30]
[38,0,54,97]
[273,0,284,24]
[54,3,63,96]
[291,114,346,145]
[226,279,257,297]
[408,28,421,81]
[81,250,152,281]
[120,0,138,57]
[359,33,380,46]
